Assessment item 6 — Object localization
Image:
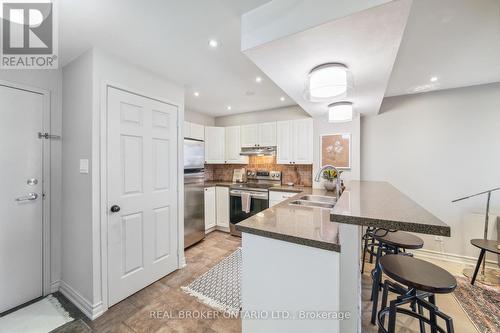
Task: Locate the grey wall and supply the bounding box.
[185,109,215,126]
[0,69,63,291]
[362,83,500,262]
[215,105,309,126]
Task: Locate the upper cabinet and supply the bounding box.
[241,122,276,147]
[277,118,313,164]
[225,126,248,164]
[184,121,204,141]
[204,126,225,164]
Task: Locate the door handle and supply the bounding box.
[110,205,121,213]
[15,193,38,202]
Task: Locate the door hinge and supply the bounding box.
[38,132,61,140]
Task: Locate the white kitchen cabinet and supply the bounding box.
[269,190,297,207]
[184,121,204,141]
[216,186,230,229]
[276,118,313,165]
[241,124,259,147]
[225,126,248,164]
[204,187,216,231]
[204,126,225,164]
[276,120,292,164]
[259,122,277,146]
[241,122,276,147]
[293,118,313,164]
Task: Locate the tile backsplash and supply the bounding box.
[204,156,312,186]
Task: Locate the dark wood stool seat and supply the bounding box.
[373,229,424,250]
[377,255,457,333]
[380,255,457,293]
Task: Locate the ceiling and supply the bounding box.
[59,0,500,117]
[59,0,295,117]
[387,0,500,96]
[242,0,412,117]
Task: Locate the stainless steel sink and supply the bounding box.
[289,195,336,209]
[298,195,336,204]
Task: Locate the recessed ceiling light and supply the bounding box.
[305,63,349,102]
[208,39,218,48]
[280,96,285,101]
[328,102,353,123]
[193,92,200,97]
[430,76,438,82]
[226,106,232,110]
[255,76,262,83]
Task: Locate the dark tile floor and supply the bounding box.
[54,231,242,333]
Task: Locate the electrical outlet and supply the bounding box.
[434,236,443,242]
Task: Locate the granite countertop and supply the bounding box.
[331,181,450,237]
[236,188,341,252]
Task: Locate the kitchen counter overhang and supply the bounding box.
[236,180,450,252]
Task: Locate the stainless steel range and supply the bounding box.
[229,170,281,236]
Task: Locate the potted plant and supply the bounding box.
[322,169,341,191]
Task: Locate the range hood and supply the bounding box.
[240,146,276,156]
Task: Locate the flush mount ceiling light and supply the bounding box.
[430,76,438,82]
[208,39,218,48]
[305,63,350,102]
[255,76,262,83]
[226,105,232,110]
[328,101,353,123]
[193,91,200,97]
[280,96,285,102]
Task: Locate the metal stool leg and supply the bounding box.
[471,249,486,285]
[371,242,383,324]
[387,299,397,333]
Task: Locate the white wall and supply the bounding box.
[361,83,500,262]
[0,69,63,292]
[61,48,185,317]
[215,105,309,126]
[313,113,361,189]
[185,109,215,126]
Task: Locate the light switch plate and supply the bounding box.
[79,159,89,174]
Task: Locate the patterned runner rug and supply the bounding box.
[453,276,500,333]
[182,248,241,315]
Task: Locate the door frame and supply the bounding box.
[0,79,52,296]
[99,81,183,314]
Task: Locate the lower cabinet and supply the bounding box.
[204,187,216,231]
[269,191,298,207]
[204,186,230,232]
[216,186,230,229]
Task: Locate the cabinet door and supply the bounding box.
[190,123,205,141]
[259,122,277,146]
[292,118,313,164]
[205,127,225,164]
[216,186,230,228]
[276,120,292,164]
[241,124,259,147]
[225,126,248,164]
[184,121,191,138]
[204,187,216,231]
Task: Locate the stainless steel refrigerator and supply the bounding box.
[184,139,205,248]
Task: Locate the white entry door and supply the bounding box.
[107,87,178,306]
[0,85,43,313]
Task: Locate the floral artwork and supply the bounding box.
[321,134,351,169]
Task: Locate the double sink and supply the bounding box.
[289,195,337,209]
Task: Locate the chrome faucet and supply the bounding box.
[314,165,342,199]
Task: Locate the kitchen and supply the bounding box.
[0,1,499,333]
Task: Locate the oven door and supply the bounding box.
[229,190,269,236]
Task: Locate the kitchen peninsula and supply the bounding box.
[236,181,450,333]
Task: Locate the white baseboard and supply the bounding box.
[179,255,187,268]
[414,248,499,269]
[59,280,104,320]
[50,280,61,293]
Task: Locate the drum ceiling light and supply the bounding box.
[305,63,349,102]
[328,101,353,123]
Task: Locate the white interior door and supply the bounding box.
[107,87,178,306]
[0,85,43,313]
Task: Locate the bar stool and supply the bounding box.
[362,227,377,274]
[377,254,457,333]
[370,229,424,325]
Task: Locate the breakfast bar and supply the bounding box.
[236,181,450,333]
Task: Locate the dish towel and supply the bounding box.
[241,193,251,213]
